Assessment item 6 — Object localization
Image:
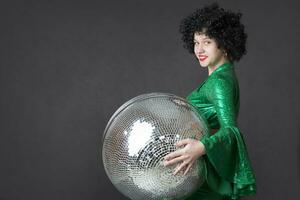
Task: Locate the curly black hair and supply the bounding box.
[179,3,247,62]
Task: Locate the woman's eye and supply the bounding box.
[204,41,211,45]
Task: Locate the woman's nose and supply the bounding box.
[195,44,204,54]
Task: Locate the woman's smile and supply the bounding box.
[198,55,208,61]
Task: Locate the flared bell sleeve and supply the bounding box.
[199,77,256,199]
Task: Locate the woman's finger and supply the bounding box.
[164,149,183,161]
[173,161,187,176]
[164,155,185,166]
[175,139,191,147]
[173,163,181,173]
[183,162,194,175]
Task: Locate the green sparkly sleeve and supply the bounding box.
[199,77,256,199]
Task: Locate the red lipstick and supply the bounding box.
[198,55,208,61]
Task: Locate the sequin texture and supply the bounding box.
[186,62,256,199]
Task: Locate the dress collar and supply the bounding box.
[195,62,233,92]
[209,62,233,77]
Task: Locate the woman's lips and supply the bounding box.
[198,55,208,61]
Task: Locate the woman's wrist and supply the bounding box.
[199,141,206,155]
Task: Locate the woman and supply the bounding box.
[163,3,256,200]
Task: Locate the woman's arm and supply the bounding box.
[199,77,238,179]
[164,77,237,176]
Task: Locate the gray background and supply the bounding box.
[0,0,299,199]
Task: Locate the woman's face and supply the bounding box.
[193,32,227,68]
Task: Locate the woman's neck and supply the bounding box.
[208,58,229,75]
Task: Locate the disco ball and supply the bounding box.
[102,93,208,200]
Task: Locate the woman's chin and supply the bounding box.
[199,63,208,68]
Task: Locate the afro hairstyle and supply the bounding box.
[179,3,247,62]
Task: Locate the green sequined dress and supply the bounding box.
[185,63,256,200]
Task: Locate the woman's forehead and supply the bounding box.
[194,33,210,40]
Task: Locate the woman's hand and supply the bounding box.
[163,139,206,175]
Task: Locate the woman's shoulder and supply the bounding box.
[207,72,236,89]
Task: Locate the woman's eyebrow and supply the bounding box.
[193,38,209,42]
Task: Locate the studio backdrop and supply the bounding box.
[0,0,299,200]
